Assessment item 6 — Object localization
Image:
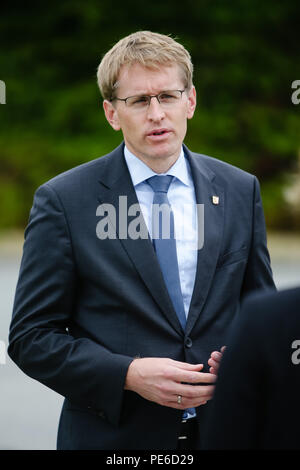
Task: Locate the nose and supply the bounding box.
[147,96,165,121]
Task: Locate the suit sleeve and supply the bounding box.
[8,183,134,426]
[242,176,276,296]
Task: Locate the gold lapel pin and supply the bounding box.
[212,195,219,205]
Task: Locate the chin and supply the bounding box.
[149,144,178,159]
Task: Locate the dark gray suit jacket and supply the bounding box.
[8,143,275,449]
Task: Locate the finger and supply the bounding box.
[170,388,214,406]
[173,361,204,371]
[209,367,218,374]
[173,384,215,400]
[210,351,222,361]
[165,398,208,410]
[172,368,217,384]
[207,358,219,369]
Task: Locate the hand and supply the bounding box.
[208,346,226,375]
[124,357,216,410]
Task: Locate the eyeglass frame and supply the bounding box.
[109,89,186,107]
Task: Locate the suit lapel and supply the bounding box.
[183,146,224,335]
[96,143,184,336]
[96,143,225,337]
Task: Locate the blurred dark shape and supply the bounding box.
[203,286,300,449]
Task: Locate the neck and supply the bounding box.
[144,155,179,174]
[125,145,181,174]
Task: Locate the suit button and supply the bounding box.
[185,337,193,348]
[97,410,105,418]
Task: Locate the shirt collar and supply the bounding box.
[124,145,190,187]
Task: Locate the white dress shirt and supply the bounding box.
[124,145,198,319]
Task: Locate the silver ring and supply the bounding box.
[177,395,182,405]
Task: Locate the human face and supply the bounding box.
[103,63,196,172]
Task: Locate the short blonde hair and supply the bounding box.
[97,31,194,100]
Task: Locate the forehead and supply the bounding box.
[116,63,184,96]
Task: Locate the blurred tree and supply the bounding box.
[0,0,299,229]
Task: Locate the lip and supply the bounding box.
[146,128,172,140]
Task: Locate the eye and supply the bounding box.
[159,92,177,102]
[132,96,148,105]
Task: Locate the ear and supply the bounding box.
[103,100,121,131]
[187,86,196,119]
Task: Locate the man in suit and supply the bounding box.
[8,31,275,450]
[203,287,300,449]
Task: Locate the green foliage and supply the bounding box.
[0,0,299,229]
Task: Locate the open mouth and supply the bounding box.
[148,129,170,137]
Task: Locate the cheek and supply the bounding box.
[175,108,188,129]
[121,119,144,144]
[120,116,137,135]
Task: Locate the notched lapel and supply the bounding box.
[184,148,224,335]
[96,145,184,336]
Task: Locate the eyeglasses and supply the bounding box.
[110,89,186,110]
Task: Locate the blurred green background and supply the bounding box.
[0,0,300,230]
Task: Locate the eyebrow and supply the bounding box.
[125,88,181,96]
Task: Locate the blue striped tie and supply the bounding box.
[147,175,195,419]
[147,175,186,330]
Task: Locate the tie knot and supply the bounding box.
[147,175,173,193]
